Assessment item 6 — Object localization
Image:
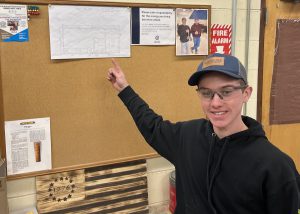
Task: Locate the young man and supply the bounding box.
[177,17,191,55]
[107,53,300,214]
[190,18,204,54]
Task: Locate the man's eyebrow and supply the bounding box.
[198,87,209,90]
[198,84,240,90]
[220,84,241,88]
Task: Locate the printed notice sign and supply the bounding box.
[0,4,29,42]
[137,8,175,45]
[5,118,52,175]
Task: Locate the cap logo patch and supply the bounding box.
[202,57,224,69]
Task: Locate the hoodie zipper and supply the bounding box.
[207,134,229,214]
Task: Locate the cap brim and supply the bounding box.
[188,69,244,86]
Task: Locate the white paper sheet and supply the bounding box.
[48,5,131,59]
[139,8,175,45]
[5,118,52,175]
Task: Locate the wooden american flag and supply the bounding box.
[36,160,148,213]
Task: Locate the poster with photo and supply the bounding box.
[176,8,209,56]
[0,4,29,42]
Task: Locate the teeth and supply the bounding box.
[214,112,225,115]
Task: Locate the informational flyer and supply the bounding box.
[0,4,29,42]
[48,5,131,59]
[132,8,175,45]
[5,118,52,176]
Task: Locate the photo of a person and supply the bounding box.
[177,17,191,55]
[190,18,205,54]
[7,20,19,31]
[176,8,208,56]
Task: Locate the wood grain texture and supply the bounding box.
[36,160,148,213]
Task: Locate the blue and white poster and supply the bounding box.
[0,4,29,42]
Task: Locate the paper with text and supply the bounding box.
[5,117,52,175]
[0,4,28,42]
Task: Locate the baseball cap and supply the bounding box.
[188,53,248,86]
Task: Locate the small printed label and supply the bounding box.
[202,57,224,68]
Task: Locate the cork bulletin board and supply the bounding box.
[270,19,300,124]
[0,1,210,178]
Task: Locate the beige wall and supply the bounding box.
[7,0,261,213]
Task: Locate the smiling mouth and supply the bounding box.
[212,111,226,115]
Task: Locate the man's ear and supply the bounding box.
[243,86,253,103]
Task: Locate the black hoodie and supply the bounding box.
[119,86,300,214]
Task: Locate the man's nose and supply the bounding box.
[210,92,223,105]
[211,92,224,100]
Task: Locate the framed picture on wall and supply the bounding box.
[176,8,209,56]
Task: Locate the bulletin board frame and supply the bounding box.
[0,0,211,179]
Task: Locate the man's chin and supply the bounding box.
[209,119,228,130]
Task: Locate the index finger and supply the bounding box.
[111,58,121,70]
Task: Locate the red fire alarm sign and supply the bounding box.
[211,24,232,55]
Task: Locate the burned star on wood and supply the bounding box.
[47,176,77,203]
